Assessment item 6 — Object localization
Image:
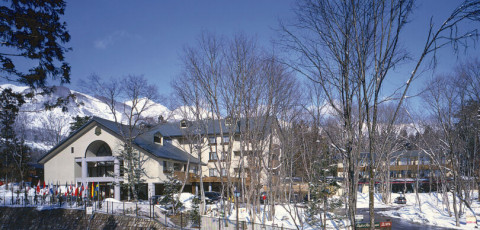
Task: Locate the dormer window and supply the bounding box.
[180,119,188,128]
[225,117,233,126]
[154,132,163,145]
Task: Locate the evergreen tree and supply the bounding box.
[190,196,201,227]
[69,115,92,135]
[1,0,70,88]
[160,174,183,214]
[0,88,28,181]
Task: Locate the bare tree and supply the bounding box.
[84,74,159,201]
[280,1,480,228]
[40,111,70,146]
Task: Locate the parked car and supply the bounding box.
[394,196,407,204]
[204,192,221,204]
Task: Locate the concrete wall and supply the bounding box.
[0,207,165,230]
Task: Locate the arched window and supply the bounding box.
[85,140,112,157]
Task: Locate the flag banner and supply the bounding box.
[95,183,99,198]
[80,183,84,197]
[49,182,54,195]
[36,180,40,193]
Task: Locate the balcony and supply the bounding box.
[173,171,200,182]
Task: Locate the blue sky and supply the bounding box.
[59,0,478,106]
[64,0,294,95]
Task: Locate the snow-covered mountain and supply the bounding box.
[0,84,175,150]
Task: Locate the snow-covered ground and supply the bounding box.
[378,192,480,229]
[2,184,479,229]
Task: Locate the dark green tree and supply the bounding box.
[69,115,92,135]
[189,196,201,227]
[0,88,29,181]
[0,0,71,183]
[1,0,70,88]
[160,174,183,214]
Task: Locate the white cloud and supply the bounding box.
[93,30,140,50]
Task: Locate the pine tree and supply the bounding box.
[190,196,201,227]
[1,0,70,88]
[69,115,92,135]
[160,174,183,214]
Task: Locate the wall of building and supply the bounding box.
[43,123,170,185]
[43,124,124,184]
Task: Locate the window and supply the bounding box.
[71,147,74,154]
[219,152,228,161]
[389,158,396,166]
[221,168,228,177]
[420,157,430,165]
[234,151,241,157]
[163,161,173,172]
[208,136,217,145]
[180,120,188,128]
[209,152,218,161]
[225,117,233,126]
[222,136,230,144]
[173,163,182,171]
[209,168,217,177]
[154,133,162,144]
[191,165,199,175]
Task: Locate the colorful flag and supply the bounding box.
[49,182,54,195]
[91,182,94,198]
[95,183,99,198]
[80,183,84,197]
[65,182,68,196]
[36,180,40,193]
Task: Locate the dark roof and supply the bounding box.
[391,150,429,158]
[153,116,275,137]
[358,150,430,159]
[134,129,202,164]
[39,116,202,164]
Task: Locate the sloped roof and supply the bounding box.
[153,116,275,137]
[39,116,201,164]
[134,129,201,163]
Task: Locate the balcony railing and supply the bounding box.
[173,171,199,182]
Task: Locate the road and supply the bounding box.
[356,208,453,230]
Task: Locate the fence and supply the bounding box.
[201,216,296,230]
[0,189,296,229]
[0,190,180,228]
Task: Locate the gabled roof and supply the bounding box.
[38,116,201,164]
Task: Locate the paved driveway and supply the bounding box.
[356,208,453,230]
